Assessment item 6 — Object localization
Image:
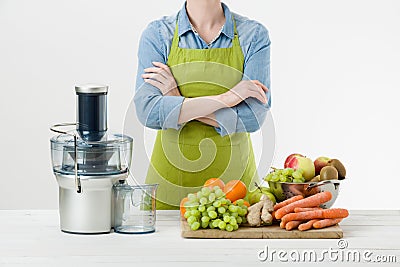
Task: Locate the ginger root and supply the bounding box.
[247,200,265,226]
[247,197,275,227]
[261,197,274,225]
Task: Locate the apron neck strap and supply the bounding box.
[171,21,180,48]
[172,15,240,49]
[231,16,240,47]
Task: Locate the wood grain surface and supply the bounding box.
[1,210,399,266]
[181,220,343,239]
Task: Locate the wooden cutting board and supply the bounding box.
[181,220,343,239]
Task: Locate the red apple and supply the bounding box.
[314,156,331,175]
[286,155,315,181]
[284,153,304,168]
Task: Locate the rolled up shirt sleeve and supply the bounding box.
[134,21,184,130]
[214,23,271,136]
[214,106,238,136]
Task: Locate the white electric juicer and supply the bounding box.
[50,84,133,234]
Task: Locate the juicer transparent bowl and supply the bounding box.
[51,133,133,176]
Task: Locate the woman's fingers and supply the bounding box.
[249,91,266,104]
[255,89,267,104]
[142,72,168,84]
[251,80,266,90]
[143,67,169,80]
[144,63,175,84]
[248,82,267,103]
[257,86,268,103]
[144,78,163,89]
[143,63,179,96]
[152,62,173,75]
[251,80,269,92]
[144,67,164,74]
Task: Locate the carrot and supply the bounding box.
[281,208,349,223]
[313,218,342,229]
[294,207,322,213]
[275,192,333,219]
[280,218,302,229]
[298,219,320,231]
[285,220,303,231]
[271,211,276,220]
[273,195,304,211]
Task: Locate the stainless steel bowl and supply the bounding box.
[267,180,340,209]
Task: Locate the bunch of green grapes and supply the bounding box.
[264,168,306,183]
[183,186,248,231]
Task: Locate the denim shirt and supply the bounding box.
[134,2,271,136]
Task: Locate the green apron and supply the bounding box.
[145,16,259,209]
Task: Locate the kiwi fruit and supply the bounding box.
[320,166,338,181]
[309,175,320,182]
[327,159,346,179]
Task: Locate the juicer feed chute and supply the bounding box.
[75,84,108,142]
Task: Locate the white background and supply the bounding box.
[0,0,399,209]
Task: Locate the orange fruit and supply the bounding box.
[234,200,250,207]
[180,197,188,217]
[223,180,247,202]
[204,178,225,190]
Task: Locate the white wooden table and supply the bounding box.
[0,210,399,267]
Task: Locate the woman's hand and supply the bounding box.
[221,80,268,108]
[142,62,181,96]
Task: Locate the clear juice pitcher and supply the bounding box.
[113,182,158,234]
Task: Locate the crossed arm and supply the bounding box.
[142,62,268,128]
[134,22,271,135]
